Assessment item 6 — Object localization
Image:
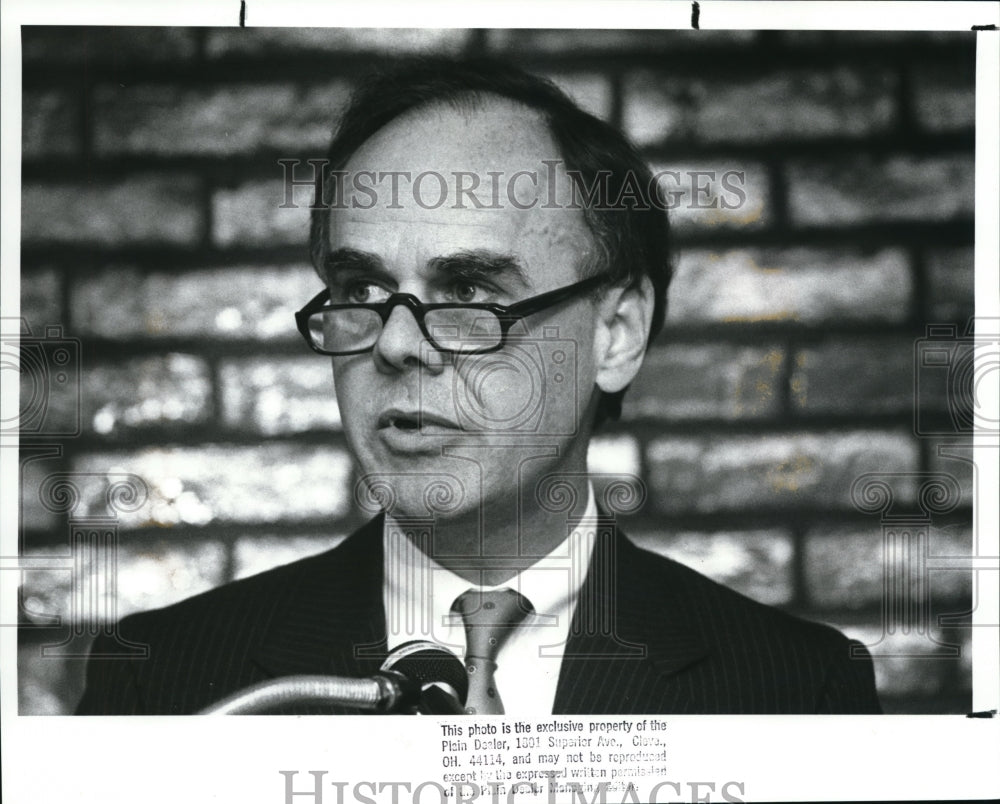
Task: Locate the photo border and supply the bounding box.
[2,2,997,802]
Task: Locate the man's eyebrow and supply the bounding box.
[323,248,385,282]
[427,251,530,290]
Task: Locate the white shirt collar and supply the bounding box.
[382,486,598,698]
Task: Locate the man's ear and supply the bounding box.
[593,276,655,394]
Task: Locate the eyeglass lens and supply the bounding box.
[308,306,504,354]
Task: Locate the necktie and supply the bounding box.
[452,588,533,714]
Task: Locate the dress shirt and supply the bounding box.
[383,487,597,715]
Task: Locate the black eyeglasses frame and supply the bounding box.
[294,273,610,356]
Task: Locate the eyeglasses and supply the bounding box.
[295,273,609,356]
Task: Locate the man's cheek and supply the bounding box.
[452,350,545,433]
[467,356,527,407]
[331,359,368,417]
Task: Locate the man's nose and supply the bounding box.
[373,303,446,373]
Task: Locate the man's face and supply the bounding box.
[326,99,601,530]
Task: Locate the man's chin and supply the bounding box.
[356,471,477,522]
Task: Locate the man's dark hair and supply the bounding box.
[310,57,672,425]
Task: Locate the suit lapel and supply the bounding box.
[251,516,389,681]
[248,514,709,714]
[554,520,710,714]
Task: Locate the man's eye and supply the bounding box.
[447,280,494,304]
[340,281,391,304]
[453,282,478,303]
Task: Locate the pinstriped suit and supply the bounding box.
[76,515,881,715]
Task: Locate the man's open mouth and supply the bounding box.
[378,409,458,431]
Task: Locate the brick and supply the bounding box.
[667,248,912,325]
[19,269,63,333]
[69,443,353,527]
[20,538,226,625]
[626,343,785,420]
[12,322,82,438]
[649,160,771,232]
[18,642,81,715]
[623,79,683,150]
[219,356,341,435]
[22,90,80,158]
[541,72,613,121]
[839,624,968,700]
[205,28,471,59]
[212,179,313,247]
[71,264,320,341]
[21,176,203,246]
[790,336,916,415]
[913,326,985,438]
[911,62,976,132]
[19,450,66,534]
[18,560,73,627]
[83,354,213,437]
[233,534,346,581]
[779,31,974,47]
[624,67,896,147]
[93,81,351,156]
[22,26,198,64]
[787,155,975,226]
[587,435,645,514]
[926,247,974,323]
[517,439,645,519]
[114,539,226,616]
[803,524,973,609]
[647,430,918,514]
[486,30,758,55]
[630,529,794,606]
[587,434,641,477]
[927,440,975,510]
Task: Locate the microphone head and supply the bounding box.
[380,641,468,706]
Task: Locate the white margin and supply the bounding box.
[2,3,998,804]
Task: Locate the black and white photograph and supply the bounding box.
[3,1,998,802]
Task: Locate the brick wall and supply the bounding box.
[16,27,977,715]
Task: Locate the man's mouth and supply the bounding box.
[377,409,459,431]
[392,417,420,431]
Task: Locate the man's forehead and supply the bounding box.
[335,97,586,213]
[324,96,594,280]
[327,216,515,265]
[326,206,591,288]
[345,96,556,171]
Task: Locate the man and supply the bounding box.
[76,58,881,715]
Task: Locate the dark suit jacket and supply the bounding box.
[76,515,881,714]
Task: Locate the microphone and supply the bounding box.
[200,641,466,715]
[381,640,468,715]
